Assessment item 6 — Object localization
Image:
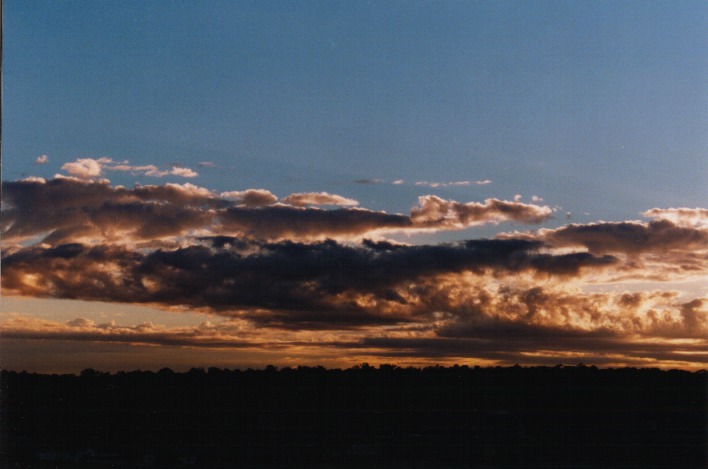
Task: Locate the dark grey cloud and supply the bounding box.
[1,238,617,329]
[219,206,411,240]
[1,179,223,244]
[539,220,708,255]
[354,179,385,184]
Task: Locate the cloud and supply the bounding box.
[35,155,49,164]
[3,173,708,368]
[4,178,555,246]
[165,166,198,178]
[2,287,706,368]
[61,157,107,179]
[59,157,198,180]
[281,192,359,207]
[415,180,492,188]
[20,176,47,183]
[411,196,552,228]
[2,179,369,244]
[680,298,706,334]
[643,207,708,228]
[352,331,708,366]
[1,178,221,245]
[497,216,708,284]
[0,238,618,330]
[532,219,708,255]
[4,178,704,282]
[221,189,278,207]
[354,179,385,185]
[0,315,263,349]
[106,162,198,178]
[219,193,552,239]
[219,206,411,241]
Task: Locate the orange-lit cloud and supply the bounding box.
[411,196,552,228]
[60,157,198,180]
[220,189,279,207]
[2,175,707,369]
[2,178,552,245]
[642,207,708,227]
[282,192,359,207]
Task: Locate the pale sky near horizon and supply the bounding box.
[2,1,707,372]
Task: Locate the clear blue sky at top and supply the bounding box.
[3,0,707,222]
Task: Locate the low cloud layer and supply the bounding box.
[1,239,617,322]
[2,173,707,370]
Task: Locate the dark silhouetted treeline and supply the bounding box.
[1,364,706,468]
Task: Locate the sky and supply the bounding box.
[2,0,707,372]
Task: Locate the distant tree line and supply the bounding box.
[2,364,706,468]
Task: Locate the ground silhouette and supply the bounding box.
[2,364,706,467]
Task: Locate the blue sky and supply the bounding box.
[5,0,706,219]
[2,1,707,372]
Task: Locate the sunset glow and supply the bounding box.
[2,1,706,373]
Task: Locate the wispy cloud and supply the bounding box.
[354,178,386,185]
[415,180,492,188]
[354,178,492,188]
[35,154,49,164]
[60,157,198,180]
[0,315,263,349]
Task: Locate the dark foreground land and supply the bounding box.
[1,364,706,468]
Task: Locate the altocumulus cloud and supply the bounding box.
[2,172,707,369]
[1,178,552,246]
